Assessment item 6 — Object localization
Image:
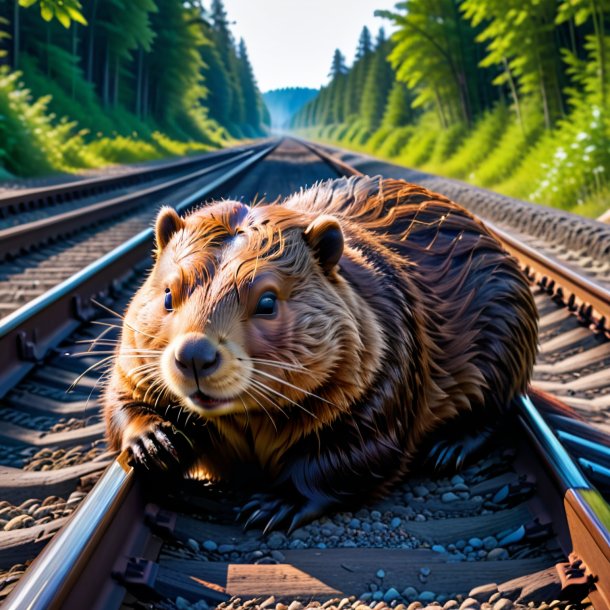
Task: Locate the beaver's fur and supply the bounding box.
[103,176,538,530]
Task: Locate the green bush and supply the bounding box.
[441,105,511,179]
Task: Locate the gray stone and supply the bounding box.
[482,536,497,551]
[468,537,483,549]
[342,540,357,548]
[372,591,384,601]
[413,485,430,497]
[420,567,431,577]
[384,588,401,603]
[487,547,509,561]
[376,569,386,579]
[291,528,309,541]
[432,544,446,553]
[175,597,190,610]
[401,587,418,601]
[186,538,200,553]
[418,592,436,603]
[271,550,286,562]
[390,517,402,529]
[350,518,361,528]
[202,540,217,552]
[218,544,236,554]
[441,492,459,503]
[268,533,286,549]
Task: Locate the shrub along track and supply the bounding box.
[0,139,608,610]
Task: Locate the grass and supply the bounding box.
[0,65,230,179]
[293,100,610,218]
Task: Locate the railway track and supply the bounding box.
[0,142,272,320]
[0,138,608,610]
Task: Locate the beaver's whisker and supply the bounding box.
[83,326,115,352]
[249,378,318,420]
[251,369,335,406]
[243,387,279,430]
[70,350,160,357]
[238,395,250,429]
[84,368,113,415]
[248,358,312,373]
[248,383,288,419]
[91,299,158,340]
[68,354,124,392]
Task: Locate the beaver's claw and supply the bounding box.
[128,421,192,474]
[426,423,496,473]
[238,492,328,534]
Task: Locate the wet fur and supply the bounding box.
[103,176,538,525]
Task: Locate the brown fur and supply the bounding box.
[103,176,538,517]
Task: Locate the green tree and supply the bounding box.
[359,38,394,129]
[461,0,565,128]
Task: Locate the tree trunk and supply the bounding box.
[591,0,606,105]
[86,0,98,83]
[71,25,78,99]
[103,42,110,107]
[136,50,143,119]
[13,0,19,70]
[503,57,524,134]
[113,55,119,107]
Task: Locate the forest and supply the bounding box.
[0,0,268,178]
[292,0,610,218]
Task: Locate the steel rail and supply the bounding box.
[0,142,266,217]
[3,137,609,609]
[0,140,280,396]
[0,147,259,260]
[519,394,610,609]
[2,453,135,610]
[487,221,610,332]
[301,138,610,607]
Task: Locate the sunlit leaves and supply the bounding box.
[19,0,87,28]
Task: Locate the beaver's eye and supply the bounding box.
[164,288,173,312]
[254,291,277,316]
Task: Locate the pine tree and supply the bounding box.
[360,40,394,129]
[381,80,416,127]
[238,38,262,133]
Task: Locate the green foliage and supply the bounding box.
[19,0,87,28]
[0,0,264,177]
[422,122,469,172]
[470,104,545,186]
[441,104,510,178]
[377,126,415,158]
[291,0,610,216]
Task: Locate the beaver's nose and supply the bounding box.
[174,335,221,378]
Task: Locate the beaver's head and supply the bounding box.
[118,200,384,429]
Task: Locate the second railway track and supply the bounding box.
[0,138,608,610]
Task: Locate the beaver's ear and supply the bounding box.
[155,206,184,252]
[304,215,344,272]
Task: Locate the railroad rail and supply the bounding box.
[0,138,608,610]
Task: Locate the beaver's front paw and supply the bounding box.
[127,421,193,474]
[238,492,330,534]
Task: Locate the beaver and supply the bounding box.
[103,175,538,532]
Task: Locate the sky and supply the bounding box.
[222,0,399,93]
